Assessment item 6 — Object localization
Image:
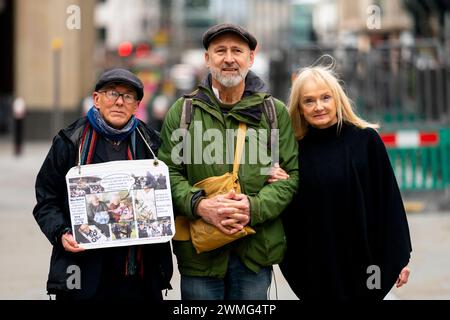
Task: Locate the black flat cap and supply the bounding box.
[95,68,144,100]
[202,23,257,50]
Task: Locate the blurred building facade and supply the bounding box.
[95,0,160,50]
[8,0,96,140]
[337,0,413,49]
[0,0,14,134]
[403,0,450,41]
[2,0,450,140]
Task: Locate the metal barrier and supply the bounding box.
[381,128,450,190]
[273,41,450,127]
[271,41,450,192]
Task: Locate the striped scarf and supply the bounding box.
[79,123,144,278]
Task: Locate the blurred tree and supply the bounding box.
[403,0,450,40]
[185,0,212,28]
[185,0,209,8]
[160,0,171,29]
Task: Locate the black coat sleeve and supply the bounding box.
[33,135,75,246]
[367,129,412,297]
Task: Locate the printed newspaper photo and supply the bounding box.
[66,159,174,249]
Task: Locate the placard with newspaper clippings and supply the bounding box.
[65,159,174,249]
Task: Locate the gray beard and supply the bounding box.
[211,68,249,88]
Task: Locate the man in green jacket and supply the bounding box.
[158,23,299,300]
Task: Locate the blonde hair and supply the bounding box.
[287,56,378,140]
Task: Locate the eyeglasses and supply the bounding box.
[98,90,138,104]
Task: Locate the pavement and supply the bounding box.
[0,138,449,300]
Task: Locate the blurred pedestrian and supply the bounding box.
[270,58,412,300]
[82,95,93,116]
[12,96,26,156]
[148,94,170,132]
[33,68,172,300]
[158,23,299,300]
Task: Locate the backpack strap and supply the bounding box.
[261,96,278,151]
[180,89,198,130]
[180,98,193,132]
[262,96,277,130]
[180,97,194,163]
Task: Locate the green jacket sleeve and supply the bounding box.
[248,100,299,225]
[157,98,203,220]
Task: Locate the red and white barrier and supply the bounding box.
[380,131,439,148]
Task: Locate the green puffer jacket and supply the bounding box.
[158,71,299,277]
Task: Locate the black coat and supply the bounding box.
[33,117,173,298]
[280,122,412,300]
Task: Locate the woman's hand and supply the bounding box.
[396,266,410,288]
[267,162,289,183]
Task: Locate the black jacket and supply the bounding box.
[280,122,412,300]
[33,117,173,298]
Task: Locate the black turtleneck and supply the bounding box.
[280,122,412,300]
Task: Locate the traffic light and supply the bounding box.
[136,43,151,58]
[118,41,133,57]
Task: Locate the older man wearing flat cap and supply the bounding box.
[33,68,173,300]
[159,24,299,300]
